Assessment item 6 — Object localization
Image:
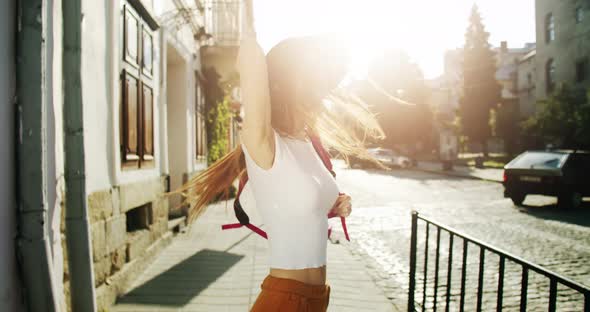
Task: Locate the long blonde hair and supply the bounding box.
[171,36,386,224]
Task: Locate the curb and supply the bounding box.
[414,165,503,184]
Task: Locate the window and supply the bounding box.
[546,59,556,93]
[120,4,156,169]
[527,73,533,95]
[576,59,588,83]
[576,7,584,24]
[527,73,532,86]
[509,152,568,169]
[545,13,555,43]
[126,203,153,232]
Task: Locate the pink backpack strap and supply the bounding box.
[221,173,268,239]
[309,135,350,242]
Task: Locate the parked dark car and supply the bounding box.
[503,150,590,209]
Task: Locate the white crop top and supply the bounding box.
[240,129,340,269]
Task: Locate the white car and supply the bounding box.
[360,148,412,169]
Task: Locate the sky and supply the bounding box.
[253,0,536,79]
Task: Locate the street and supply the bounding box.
[332,160,590,311]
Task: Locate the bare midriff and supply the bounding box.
[269,265,327,285]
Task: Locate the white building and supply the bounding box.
[4,0,247,311]
[494,41,536,104]
[430,42,535,120]
[517,49,537,117]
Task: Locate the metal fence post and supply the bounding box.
[408,211,418,311]
[413,213,590,312]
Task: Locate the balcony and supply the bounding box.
[203,0,243,47]
[200,0,246,82]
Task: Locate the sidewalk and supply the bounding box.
[110,199,398,312]
[415,161,504,183]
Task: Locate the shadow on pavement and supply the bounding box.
[115,248,244,307]
[517,201,590,228]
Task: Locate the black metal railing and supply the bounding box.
[408,211,590,312]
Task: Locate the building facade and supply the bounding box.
[7,0,244,311]
[495,41,535,107]
[200,0,245,150]
[535,0,590,100]
[517,49,537,117]
[428,41,535,154]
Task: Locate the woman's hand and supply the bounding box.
[330,193,352,218]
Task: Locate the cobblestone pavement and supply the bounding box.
[330,160,590,311]
[111,198,397,312]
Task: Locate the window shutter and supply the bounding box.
[120,2,157,169]
[122,72,140,162]
[124,8,139,66]
[142,29,153,76]
[142,84,154,160]
[197,111,203,157]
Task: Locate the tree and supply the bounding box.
[459,5,501,156]
[202,66,239,165]
[351,49,433,153]
[523,84,590,150]
[490,101,520,156]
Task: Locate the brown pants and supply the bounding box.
[250,275,331,312]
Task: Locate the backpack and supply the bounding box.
[221,133,350,242]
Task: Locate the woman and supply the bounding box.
[177,31,385,311]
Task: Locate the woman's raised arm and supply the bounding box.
[236,30,275,169]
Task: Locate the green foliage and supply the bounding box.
[207,95,232,165]
[458,5,502,155]
[466,159,507,169]
[523,84,590,149]
[490,101,520,155]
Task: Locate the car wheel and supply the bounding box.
[558,192,582,210]
[510,193,526,206]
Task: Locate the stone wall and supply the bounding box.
[87,175,171,311]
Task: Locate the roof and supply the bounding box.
[520,49,536,63]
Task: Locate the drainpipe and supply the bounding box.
[15,0,60,311]
[62,0,97,311]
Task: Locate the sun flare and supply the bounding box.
[255,0,535,79]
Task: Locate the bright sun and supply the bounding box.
[255,0,455,79]
[254,0,535,79]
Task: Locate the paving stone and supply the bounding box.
[126,229,153,262]
[88,189,114,223]
[119,178,162,213]
[94,255,111,287]
[111,245,126,273]
[91,220,106,262]
[111,199,399,312]
[106,215,127,254]
[330,160,590,312]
